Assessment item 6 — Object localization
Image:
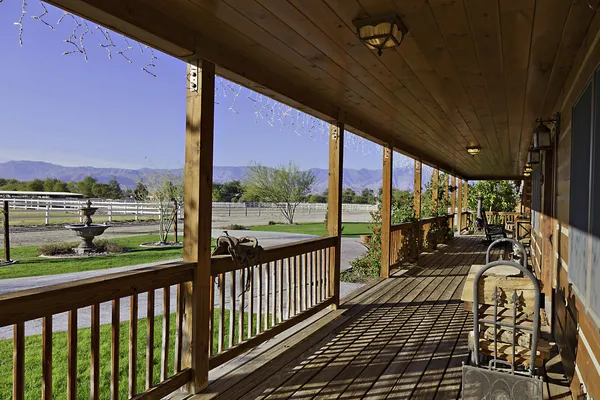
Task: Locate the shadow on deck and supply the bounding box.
[187,235,566,399]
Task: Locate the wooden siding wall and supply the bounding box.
[531,11,600,398]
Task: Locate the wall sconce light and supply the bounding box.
[533,113,560,151]
[527,150,540,165]
[466,146,481,156]
[353,14,408,56]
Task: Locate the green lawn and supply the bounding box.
[2,235,215,280]
[0,308,260,400]
[247,222,372,238]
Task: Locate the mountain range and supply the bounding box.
[0,161,415,193]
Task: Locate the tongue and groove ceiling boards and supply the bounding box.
[46,0,599,179]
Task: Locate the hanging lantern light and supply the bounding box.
[523,171,531,177]
[353,14,408,56]
[532,113,559,151]
[524,165,533,173]
[466,146,481,155]
[527,150,540,165]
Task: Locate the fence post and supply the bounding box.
[108,205,113,223]
[228,203,231,217]
[3,201,9,262]
[45,205,50,225]
[135,204,139,222]
[258,203,261,216]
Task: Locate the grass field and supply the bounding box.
[0,308,260,399]
[1,235,216,280]
[247,222,372,238]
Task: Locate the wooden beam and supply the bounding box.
[451,176,456,215]
[432,168,439,214]
[182,59,215,392]
[381,146,393,278]
[463,179,469,211]
[328,122,344,307]
[457,179,463,234]
[414,160,422,220]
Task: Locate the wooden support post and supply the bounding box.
[432,169,439,215]
[2,201,9,262]
[182,59,215,393]
[463,180,469,210]
[327,122,343,307]
[457,179,463,235]
[173,199,179,243]
[381,146,392,278]
[444,174,449,202]
[451,176,457,215]
[414,160,422,254]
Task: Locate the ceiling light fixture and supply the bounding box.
[466,146,481,155]
[353,14,408,56]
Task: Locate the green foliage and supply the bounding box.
[244,162,316,224]
[343,207,383,282]
[222,224,247,230]
[133,181,149,201]
[38,240,125,256]
[306,193,327,203]
[146,172,183,243]
[213,180,244,202]
[467,180,519,212]
[0,176,125,199]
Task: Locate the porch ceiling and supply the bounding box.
[46,0,599,179]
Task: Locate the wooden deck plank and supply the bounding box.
[193,236,509,400]
[312,237,482,399]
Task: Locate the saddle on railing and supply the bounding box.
[212,232,264,267]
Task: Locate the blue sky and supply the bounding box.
[0,1,421,172]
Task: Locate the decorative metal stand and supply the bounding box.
[462,238,544,400]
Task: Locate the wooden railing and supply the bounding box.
[390,215,454,267]
[209,236,337,368]
[0,261,195,400]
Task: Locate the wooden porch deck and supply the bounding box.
[188,235,569,400]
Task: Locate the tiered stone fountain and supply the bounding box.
[65,200,110,255]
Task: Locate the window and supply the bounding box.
[569,82,592,299]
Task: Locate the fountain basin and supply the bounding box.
[65,223,110,254]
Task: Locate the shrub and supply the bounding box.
[38,243,75,256]
[268,221,277,225]
[224,224,247,230]
[94,239,125,254]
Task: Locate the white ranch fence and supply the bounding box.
[3,198,377,225]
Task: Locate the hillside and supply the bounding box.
[0,161,416,192]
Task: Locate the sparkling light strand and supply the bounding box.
[31,0,53,30]
[14,0,27,46]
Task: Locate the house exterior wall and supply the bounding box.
[531,19,600,398]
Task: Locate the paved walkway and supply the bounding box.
[0,230,367,339]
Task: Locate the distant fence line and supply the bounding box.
[2,198,377,225]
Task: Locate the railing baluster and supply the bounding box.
[229,269,236,348]
[175,284,183,374]
[161,287,170,382]
[248,266,254,337]
[146,291,155,390]
[286,258,291,320]
[91,304,100,400]
[302,253,307,311]
[111,299,120,400]
[219,273,225,353]
[266,262,271,329]
[14,322,24,400]
[42,316,52,400]
[210,276,215,355]
[310,251,317,307]
[239,268,245,343]
[129,294,138,398]
[68,310,77,400]
[318,249,323,303]
[278,259,283,323]
[295,255,301,314]
[271,262,276,328]
[258,264,263,335]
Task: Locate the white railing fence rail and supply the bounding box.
[2,198,378,225]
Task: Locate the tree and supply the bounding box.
[28,179,44,192]
[133,181,149,201]
[467,180,519,212]
[244,162,316,224]
[106,178,123,199]
[147,172,183,243]
[342,188,356,204]
[77,177,98,197]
